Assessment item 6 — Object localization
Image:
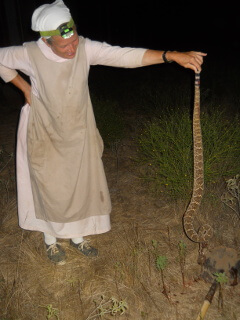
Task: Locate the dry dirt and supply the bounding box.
[0,109,240,320]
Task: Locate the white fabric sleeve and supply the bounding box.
[0,66,18,82]
[0,46,32,82]
[84,38,147,68]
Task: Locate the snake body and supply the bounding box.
[183,72,213,243]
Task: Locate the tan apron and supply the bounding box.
[25,39,111,223]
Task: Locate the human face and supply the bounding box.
[44,30,79,59]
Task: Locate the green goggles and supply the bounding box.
[40,18,74,39]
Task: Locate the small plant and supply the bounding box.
[39,304,60,320]
[214,272,228,310]
[221,174,240,219]
[214,272,228,284]
[86,296,128,319]
[178,240,187,287]
[156,255,167,271]
[156,255,171,301]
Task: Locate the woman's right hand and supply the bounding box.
[23,83,31,105]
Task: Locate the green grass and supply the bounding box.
[137,107,240,199]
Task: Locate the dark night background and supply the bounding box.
[0,0,238,54]
[0,0,240,114]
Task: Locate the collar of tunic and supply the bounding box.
[36,37,71,63]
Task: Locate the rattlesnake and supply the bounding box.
[183,72,213,243]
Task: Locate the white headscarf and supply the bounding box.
[31,0,71,32]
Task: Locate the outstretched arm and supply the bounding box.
[142,50,207,72]
[10,74,31,105]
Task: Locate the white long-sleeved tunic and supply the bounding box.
[0,37,146,238]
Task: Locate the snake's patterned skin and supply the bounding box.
[183,72,213,243]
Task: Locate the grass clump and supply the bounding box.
[137,107,240,199]
[86,296,128,319]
